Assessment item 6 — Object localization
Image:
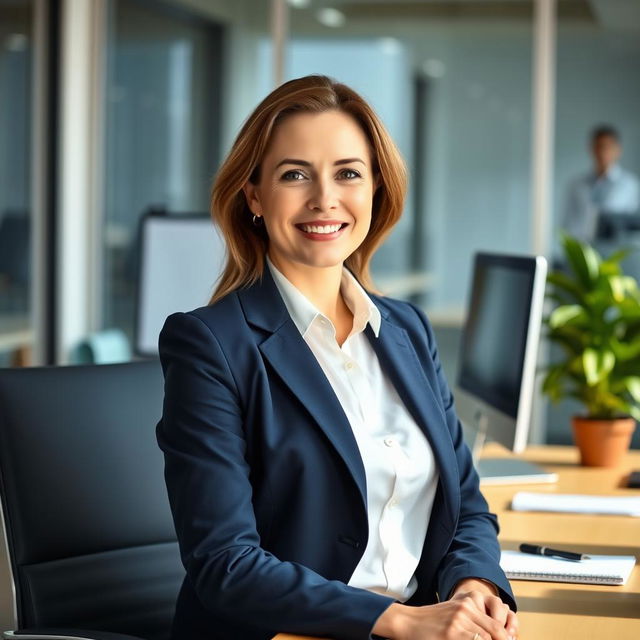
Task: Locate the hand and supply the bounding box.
[450,579,518,639]
[372,598,514,640]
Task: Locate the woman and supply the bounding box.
[157,74,518,640]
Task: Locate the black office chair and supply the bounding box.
[0,361,184,640]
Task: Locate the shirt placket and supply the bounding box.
[378,436,415,594]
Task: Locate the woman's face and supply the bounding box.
[243,110,377,276]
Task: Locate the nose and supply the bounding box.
[307,175,338,212]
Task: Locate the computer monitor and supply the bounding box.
[135,212,226,357]
[455,252,556,484]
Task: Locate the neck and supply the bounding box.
[595,163,613,177]
[268,253,345,319]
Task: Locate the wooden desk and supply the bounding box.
[482,444,640,639]
[274,444,640,640]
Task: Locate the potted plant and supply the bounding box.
[542,233,640,466]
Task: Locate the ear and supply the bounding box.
[242,181,262,215]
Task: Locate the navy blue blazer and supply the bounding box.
[156,265,516,640]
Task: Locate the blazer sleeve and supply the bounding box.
[407,303,517,612]
[156,311,395,639]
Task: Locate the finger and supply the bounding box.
[453,589,493,616]
[456,599,509,640]
[505,610,519,637]
[485,596,509,626]
[467,591,490,614]
[462,628,490,640]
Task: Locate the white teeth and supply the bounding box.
[301,224,342,234]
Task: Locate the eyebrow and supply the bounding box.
[274,157,366,169]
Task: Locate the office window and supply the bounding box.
[102,0,223,344]
[286,1,534,319]
[549,2,640,447]
[0,0,33,366]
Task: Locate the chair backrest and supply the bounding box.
[0,361,183,639]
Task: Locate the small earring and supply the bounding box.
[252,214,263,226]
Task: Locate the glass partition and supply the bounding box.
[102,0,224,342]
[0,0,33,366]
[549,1,640,446]
[285,1,534,384]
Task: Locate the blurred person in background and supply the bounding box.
[563,125,640,244]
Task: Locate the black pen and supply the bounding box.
[519,543,590,561]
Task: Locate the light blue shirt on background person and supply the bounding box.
[563,164,640,243]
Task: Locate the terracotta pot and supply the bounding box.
[571,416,637,467]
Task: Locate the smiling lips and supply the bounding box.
[295,220,348,240]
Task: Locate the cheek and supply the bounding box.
[349,187,374,212]
[270,187,304,213]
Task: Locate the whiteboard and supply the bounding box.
[136,214,226,356]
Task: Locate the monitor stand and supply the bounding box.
[470,412,558,486]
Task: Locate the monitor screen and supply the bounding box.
[458,262,532,418]
[456,253,547,453]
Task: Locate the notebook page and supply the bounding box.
[500,550,636,585]
[511,492,640,516]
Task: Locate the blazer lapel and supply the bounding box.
[237,269,368,512]
[364,317,459,528]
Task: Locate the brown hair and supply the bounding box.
[209,74,407,303]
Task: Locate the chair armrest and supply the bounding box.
[3,629,146,640]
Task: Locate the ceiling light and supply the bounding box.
[316,7,346,28]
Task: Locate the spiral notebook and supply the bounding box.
[500,550,636,585]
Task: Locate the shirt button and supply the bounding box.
[389,499,398,508]
[384,437,395,447]
[345,361,354,370]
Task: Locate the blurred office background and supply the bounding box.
[1,0,639,445]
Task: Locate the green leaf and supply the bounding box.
[582,348,615,386]
[542,365,567,400]
[546,271,584,302]
[561,234,601,289]
[607,275,626,302]
[601,248,630,268]
[548,330,583,356]
[622,275,640,296]
[548,305,585,329]
[624,377,640,403]
[610,336,640,361]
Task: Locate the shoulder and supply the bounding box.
[619,167,640,186]
[159,289,248,352]
[369,293,436,344]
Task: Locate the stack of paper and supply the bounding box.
[511,492,640,516]
[500,550,636,585]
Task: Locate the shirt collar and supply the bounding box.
[594,164,622,182]
[266,255,381,339]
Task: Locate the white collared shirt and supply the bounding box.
[266,257,439,602]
